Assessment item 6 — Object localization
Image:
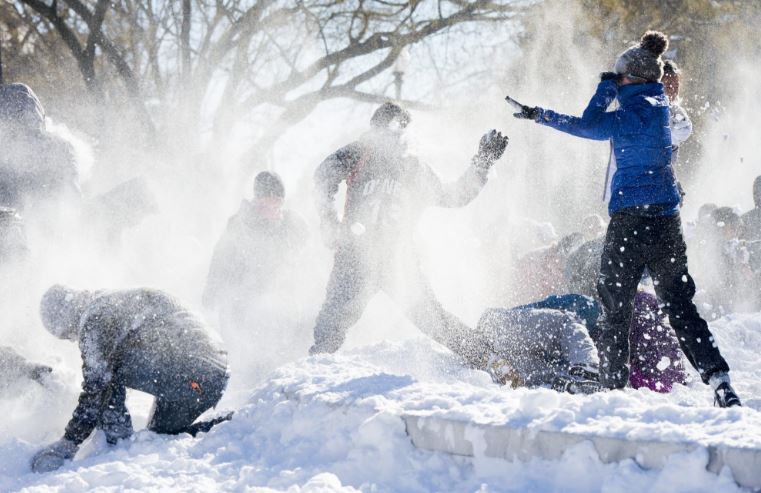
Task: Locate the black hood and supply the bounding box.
[0,83,45,132]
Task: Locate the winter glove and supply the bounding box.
[512,105,540,120]
[600,71,621,82]
[505,95,540,121]
[98,405,134,445]
[30,438,78,473]
[474,129,508,169]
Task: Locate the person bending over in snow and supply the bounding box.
[476,306,601,394]
[310,102,508,367]
[508,31,740,407]
[31,285,229,473]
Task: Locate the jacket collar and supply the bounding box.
[617,82,665,104]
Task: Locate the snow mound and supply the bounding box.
[3,313,761,492]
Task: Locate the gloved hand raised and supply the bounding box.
[474,130,509,169]
[600,71,621,82]
[505,95,540,121]
[30,438,78,473]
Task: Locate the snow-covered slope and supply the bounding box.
[2,313,760,493]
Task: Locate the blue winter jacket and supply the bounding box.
[536,81,680,216]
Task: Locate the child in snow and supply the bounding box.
[508,31,740,407]
[31,285,229,473]
[476,306,601,394]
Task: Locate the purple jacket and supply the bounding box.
[629,291,686,392]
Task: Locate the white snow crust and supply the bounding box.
[2,313,760,492]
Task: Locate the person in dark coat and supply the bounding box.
[310,102,508,367]
[0,83,80,211]
[740,176,761,242]
[509,31,739,407]
[30,285,229,473]
[203,171,308,312]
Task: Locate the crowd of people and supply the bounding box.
[0,28,752,474]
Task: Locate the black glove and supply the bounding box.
[600,71,621,82]
[30,438,78,473]
[506,95,539,121]
[475,129,508,168]
[512,105,540,120]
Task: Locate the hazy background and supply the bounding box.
[1,0,760,442]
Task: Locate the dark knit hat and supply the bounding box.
[253,171,285,198]
[614,31,669,82]
[370,102,410,129]
[0,83,45,131]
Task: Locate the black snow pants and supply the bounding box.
[596,211,730,388]
[117,348,229,435]
[311,243,486,365]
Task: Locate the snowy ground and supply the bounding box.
[2,313,760,493]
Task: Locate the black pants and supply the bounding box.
[311,244,485,365]
[119,350,229,435]
[596,212,729,388]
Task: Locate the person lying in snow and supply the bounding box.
[0,346,52,389]
[31,285,229,473]
[508,31,740,407]
[476,306,601,394]
[519,292,686,393]
[309,102,508,368]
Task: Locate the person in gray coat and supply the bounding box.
[30,285,228,473]
[476,307,601,393]
[310,102,508,367]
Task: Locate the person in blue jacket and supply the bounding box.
[509,31,740,407]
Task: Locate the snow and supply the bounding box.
[2,312,760,492]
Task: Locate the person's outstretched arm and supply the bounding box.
[513,79,619,141]
[425,129,508,208]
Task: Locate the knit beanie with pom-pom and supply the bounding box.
[614,31,669,82]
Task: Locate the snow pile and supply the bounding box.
[1,310,759,492]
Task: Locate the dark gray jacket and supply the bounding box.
[64,289,226,445]
[314,130,487,249]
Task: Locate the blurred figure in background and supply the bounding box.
[310,102,508,367]
[709,207,757,313]
[662,60,692,204]
[31,285,229,473]
[740,176,761,242]
[510,232,584,304]
[203,171,309,380]
[564,214,607,297]
[0,83,80,213]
